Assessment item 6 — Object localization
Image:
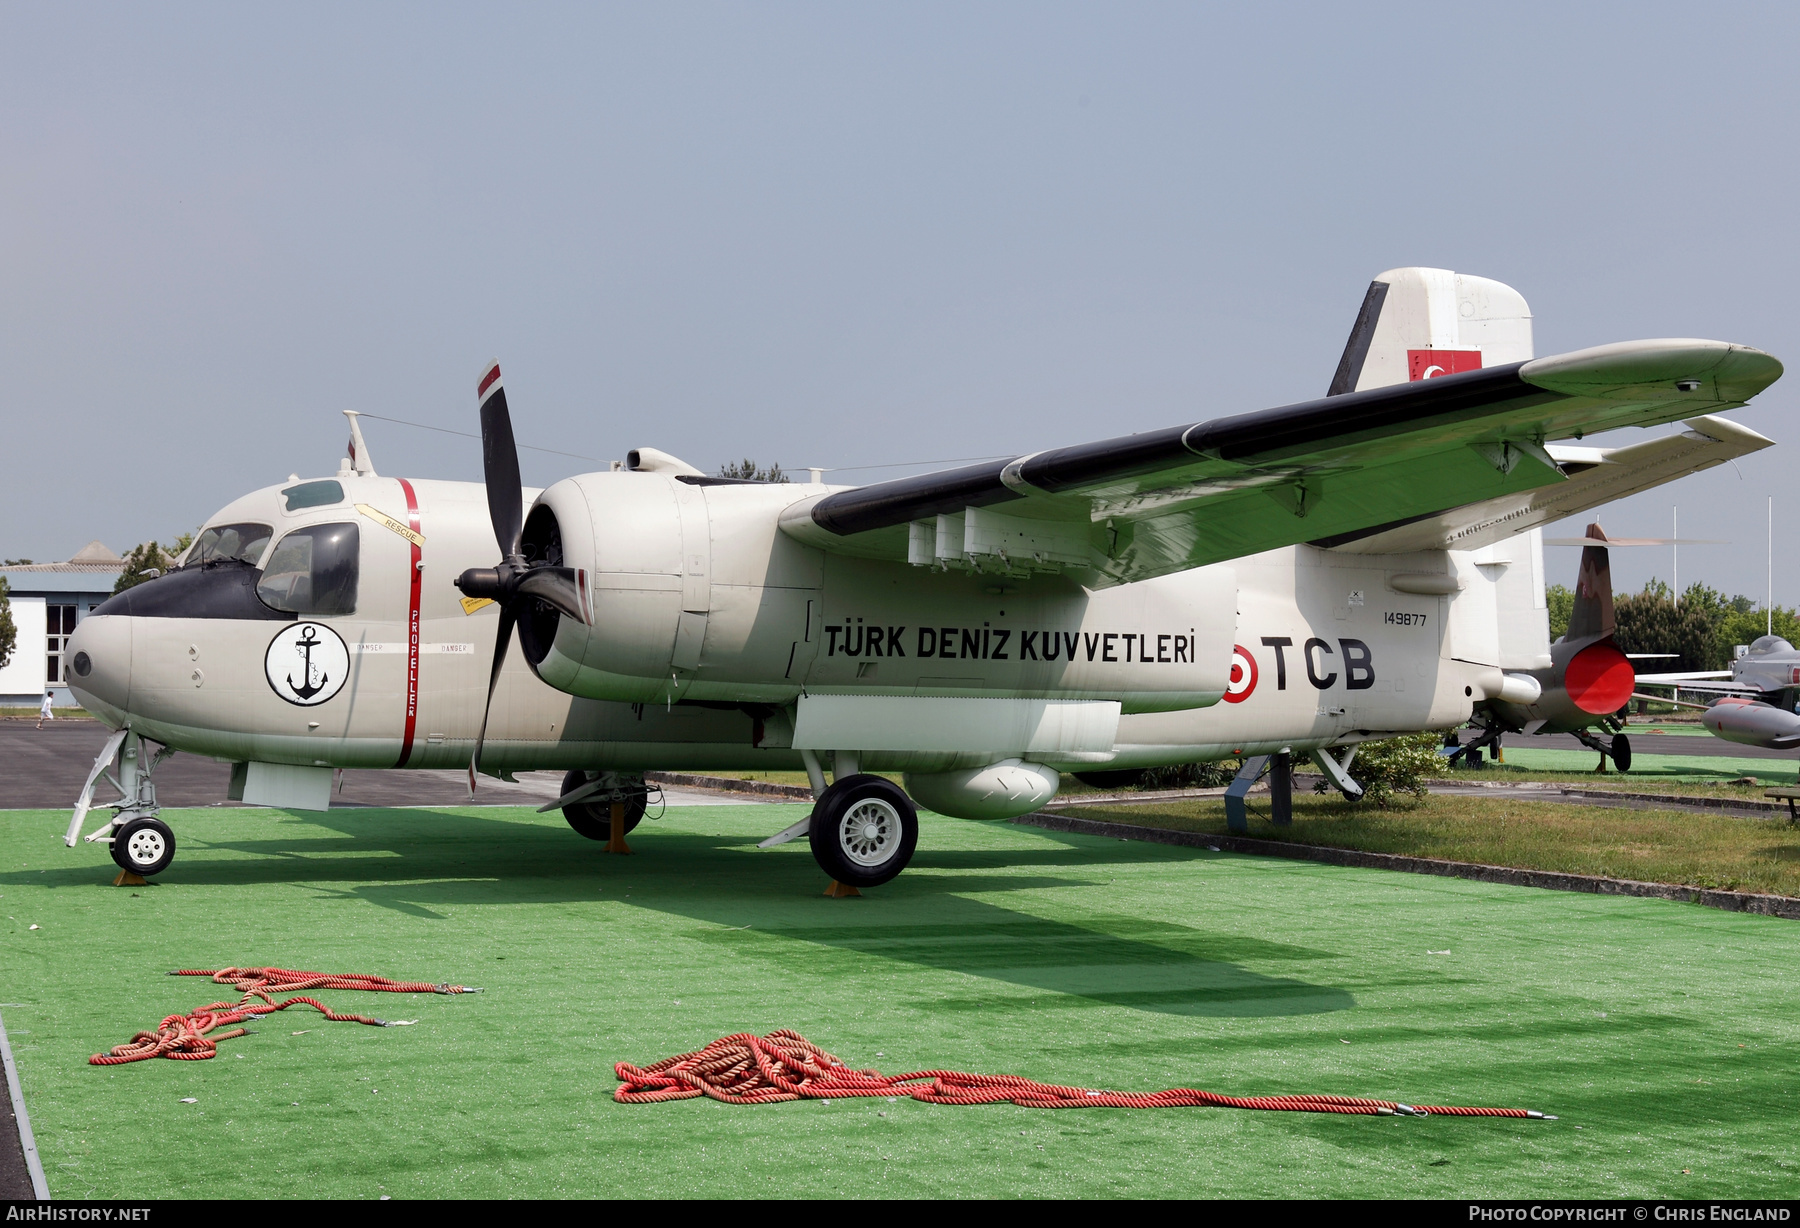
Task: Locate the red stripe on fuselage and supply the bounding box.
[395,478,423,767]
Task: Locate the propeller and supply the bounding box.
[456,360,587,791]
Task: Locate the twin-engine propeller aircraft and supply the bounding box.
[62,267,1782,889]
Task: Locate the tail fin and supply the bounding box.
[1564,522,1616,642]
[1326,267,1533,396]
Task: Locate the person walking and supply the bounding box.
[37,689,54,728]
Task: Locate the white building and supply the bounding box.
[0,542,126,707]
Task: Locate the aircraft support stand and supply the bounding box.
[607,800,633,855]
[1269,752,1292,826]
[1225,756,1269,833]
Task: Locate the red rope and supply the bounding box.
[89,967,475,1066]
[615,1031,1551,1118]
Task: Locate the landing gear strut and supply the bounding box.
[67,730,177,878]
[1444,725,1502,768]
[1572,729,1632,772]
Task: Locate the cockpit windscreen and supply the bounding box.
[191,522,272,566]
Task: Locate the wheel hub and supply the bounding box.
[839,800,898,866]
[125,829,165,866]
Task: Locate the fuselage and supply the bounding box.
[66,471,1525,783]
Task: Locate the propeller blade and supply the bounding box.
[468,603,517,795]
[516,566,587,624]
[477,360,524,561]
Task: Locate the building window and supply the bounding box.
[46,604,76,683]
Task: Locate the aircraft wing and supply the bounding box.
[1319,415,1771,555]
[1634,670,1736,684]
[778,339,1780,587]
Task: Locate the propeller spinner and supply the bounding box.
[456,361,588,790]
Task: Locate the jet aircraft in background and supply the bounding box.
[1636,637,1800,751]
[1446,522,1721,771]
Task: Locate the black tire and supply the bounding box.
[111,816,175,876]
[560,771,647,841]
[1611,734,1632,773]
[807,774,919,888]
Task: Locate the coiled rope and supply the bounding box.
[89,967,476,1066]
[615,1030,1552,1118]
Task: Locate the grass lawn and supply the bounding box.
[3,803,1799,1199]
[1056,794,1800,898]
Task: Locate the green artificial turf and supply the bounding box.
[3,803,1799,1199]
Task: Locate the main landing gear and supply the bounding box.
[1572,729,1632,772]
[807,774,919,889]
[558,771,650,842]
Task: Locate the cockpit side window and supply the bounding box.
[256,522,359,615]
[192,522,273,566]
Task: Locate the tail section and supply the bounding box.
[1564,522,1616,643]
[1327,267,1534,396]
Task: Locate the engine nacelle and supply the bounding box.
[514,469,1240,713]
[904,759,1061,821]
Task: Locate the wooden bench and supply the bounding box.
[1763,787,1800,822]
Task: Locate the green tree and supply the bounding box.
[1612,582,1718,672]
[1715,606,1800,664]
[113,541,175,594]
[1546,584,1573,640]
[718,459,789,483]
[0,576,15,670]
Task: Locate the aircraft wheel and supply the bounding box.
[808,774,918,888]
[111,816,175,877]
[560,771,646,842]
[1611,734,1632,772]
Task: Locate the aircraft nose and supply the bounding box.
[64,614,131,724]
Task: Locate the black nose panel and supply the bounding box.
[92,562,295,621]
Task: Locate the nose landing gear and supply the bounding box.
[67,730,179,879]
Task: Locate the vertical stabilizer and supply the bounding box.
[1564,522,1615,642]
[1326,267,1533,396]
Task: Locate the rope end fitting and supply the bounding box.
[1527,1111,1557,1120]
[1392,1103,1429,1117]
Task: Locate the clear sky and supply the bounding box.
[4,3,1795,603]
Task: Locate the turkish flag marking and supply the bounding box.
[1407,349,1483,381]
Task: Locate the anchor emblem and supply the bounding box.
[265,621,348,707]
[288,625,329,700]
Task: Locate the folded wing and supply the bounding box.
[779,339,1781,586]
